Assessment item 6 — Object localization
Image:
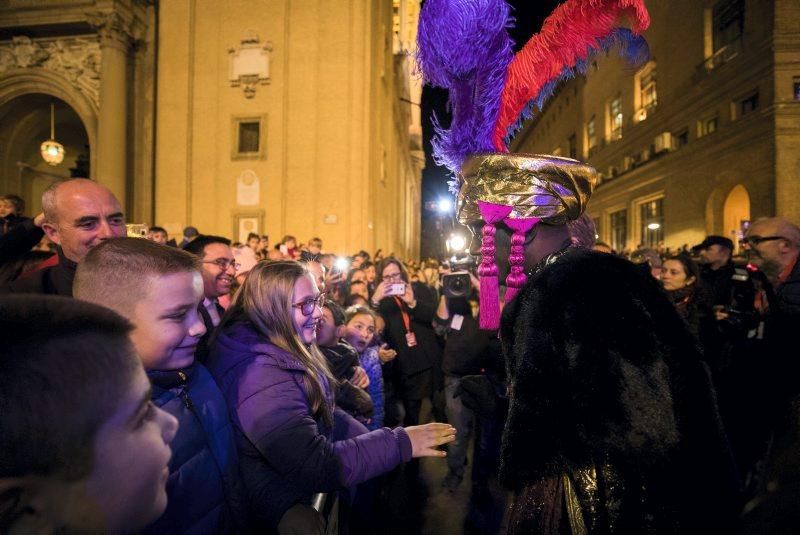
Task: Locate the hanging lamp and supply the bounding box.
[40,103,65,166]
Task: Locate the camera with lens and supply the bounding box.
[442,271,472,299]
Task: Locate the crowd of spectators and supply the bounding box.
[1,178,799,532]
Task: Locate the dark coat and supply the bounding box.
[0,217,43,263]
[2,247,74,296]
[207,321,412,529]
[195,299,225,365]
[500,249,740,533]
[377,282,441,399]
[774,255,800,316]
[143,363,243,534]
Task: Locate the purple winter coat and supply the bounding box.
[207,321,413,529]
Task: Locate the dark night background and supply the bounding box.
[419,0,563,259]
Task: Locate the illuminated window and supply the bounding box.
[639,198,664,248]
[609,96,623,141]
[586,116,598,156]
[635,62,657,121]
[697,115,719,138]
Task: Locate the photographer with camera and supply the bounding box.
[434,265,507,529]
[372,258,443,427]
[434,267,481,490]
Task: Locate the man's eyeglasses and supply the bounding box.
[739,235,787,247]
[291,294,325,316]
[202,258,241,271]
[382,272,403,282]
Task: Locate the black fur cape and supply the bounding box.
[499,249,740,531]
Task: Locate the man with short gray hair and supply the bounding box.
[2,178,126,296]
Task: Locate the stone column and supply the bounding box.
[89,12,132,212]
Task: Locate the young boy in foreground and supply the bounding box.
[0,295,178,533]
[73,237,242,533]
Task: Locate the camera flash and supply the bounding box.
[335,257,349,271]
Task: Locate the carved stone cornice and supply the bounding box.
[0,36,101,108]
[86,11,135,51]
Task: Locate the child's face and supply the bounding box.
[350,281,369,299]
[84,365,178,532]
[40,365,178,533]
[148,230,168,245]
[292,274,323,345]
[345,313,375,352]
[316,306,339,347]
[130,272,206,370]
[365,265,376,282]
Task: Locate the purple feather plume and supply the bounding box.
[416,0,515,178]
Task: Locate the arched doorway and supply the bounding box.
[0,94,89,215]
[723,184,750,251]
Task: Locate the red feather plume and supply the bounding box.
[492,0,650,152]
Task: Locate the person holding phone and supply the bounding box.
[372,258,444,427]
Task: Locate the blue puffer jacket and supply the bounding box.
[143,363,242,534]
[207,321,413,530]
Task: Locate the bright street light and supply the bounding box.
[437,199,453,213]
[447,234,467,253]
[647,222,661,230]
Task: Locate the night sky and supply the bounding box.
[419,0,564,259]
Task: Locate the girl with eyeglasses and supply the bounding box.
[207,261,455,532]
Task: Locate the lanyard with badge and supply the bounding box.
[393,296,417,347]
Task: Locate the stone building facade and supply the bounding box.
[512,0,800,253]
[0,0,424,258]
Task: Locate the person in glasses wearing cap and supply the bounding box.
[694,235,754,313]
[692,234,759,491]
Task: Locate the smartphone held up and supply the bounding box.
[385,282,406,296]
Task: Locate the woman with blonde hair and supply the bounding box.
[207,260,455,532]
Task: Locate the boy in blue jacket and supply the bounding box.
[74,237,242,533]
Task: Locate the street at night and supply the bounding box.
[1,0,799,533]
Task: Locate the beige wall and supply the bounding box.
[154,0,422,258]
[513,0,799,252]
[0,0,422,259]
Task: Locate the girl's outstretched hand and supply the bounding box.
[404,423,456,458]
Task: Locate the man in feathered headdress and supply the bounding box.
[417,1,740,532]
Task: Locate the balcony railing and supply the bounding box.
[698,38,743,75]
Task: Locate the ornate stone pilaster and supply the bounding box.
[87,10,133,211]
[87,11,135,52]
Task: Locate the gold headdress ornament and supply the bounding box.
[416,0,650,328]
[456,154,598,227]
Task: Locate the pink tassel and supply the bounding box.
[477,201,513,330]
[503,217,540,304]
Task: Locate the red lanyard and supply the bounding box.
[393,296,413,333]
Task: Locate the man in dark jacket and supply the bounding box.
[738,217,800,530]
[458,154,739,534]
[1,179,126,296]
[183,235,236,363]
